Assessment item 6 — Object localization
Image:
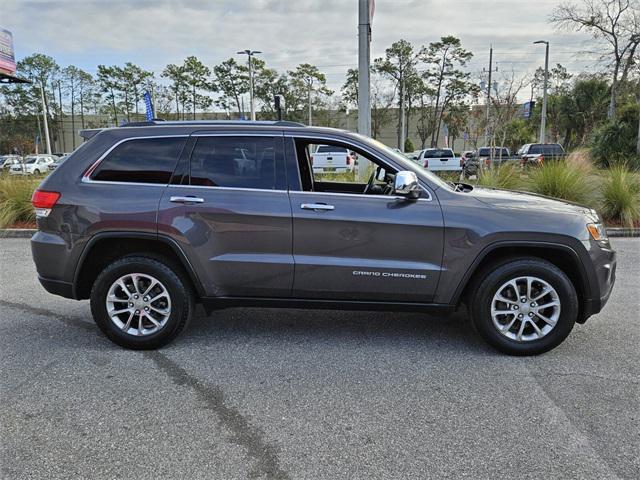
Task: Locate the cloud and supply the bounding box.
[2,0,598,91]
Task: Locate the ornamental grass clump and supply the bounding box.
[527,161,591,204]
[476,163,522,190]
[599,165,640,228]
[0,176,41,228]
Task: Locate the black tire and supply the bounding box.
[90,256,194,349]
[470,257,577,356]
[33,169,40,175]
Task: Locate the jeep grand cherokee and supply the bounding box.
[30,120,616,355]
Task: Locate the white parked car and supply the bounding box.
[415,148,462,172]
[9,154,56,175]
[1,154,23,171]
[310,145,356,173]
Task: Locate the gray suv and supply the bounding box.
[30,121,616,355]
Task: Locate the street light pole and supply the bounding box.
[237,49,261,121]
[357,0,371,138]
[534,40,549,144]
[357,0,372,180]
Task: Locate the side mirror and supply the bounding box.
[394,171,421,199]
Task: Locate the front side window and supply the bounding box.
[92,137,186,184]
[190,136,278,189]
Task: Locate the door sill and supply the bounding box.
[201,296,455,314]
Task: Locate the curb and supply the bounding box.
[0,229,36,238]
[1,227,639,239]
[606,228,640,237]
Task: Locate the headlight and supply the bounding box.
[587,222,608,242]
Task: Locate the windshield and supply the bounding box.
[352,134,451,190]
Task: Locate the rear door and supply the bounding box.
[157,132,294,298]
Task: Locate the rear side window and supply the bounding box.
[190,136,278,189]
[529,145,542,154]
[544,144,563,155]
[92,137,186,184]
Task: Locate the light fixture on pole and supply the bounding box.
[534,40,549,144]
[237,49,261,121]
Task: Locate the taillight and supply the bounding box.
[424,160,428,168]
[346,155,352,165]
[485,158,491,167]
[539,155,544,165]
[459,158,464,167]
[32,189,60,217]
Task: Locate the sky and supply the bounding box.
[1,0,601,94]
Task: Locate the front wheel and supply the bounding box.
[33,169,40,175]
[470,258,578,355]
[90,256,194,349]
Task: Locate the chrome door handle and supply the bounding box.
[170,195,204,204]
[301,203,334,211]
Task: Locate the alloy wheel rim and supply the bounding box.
[490,276,561,342]
[105,273,172,336]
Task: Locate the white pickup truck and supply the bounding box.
[311,145,355,173]
[414,148,462,172]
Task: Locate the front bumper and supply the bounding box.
[580,238,616,321]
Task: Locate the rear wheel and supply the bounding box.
[90,256,194,349]
[33,169,40,175]
[470,258,577,355]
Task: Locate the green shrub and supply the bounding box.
[404,137,414,153]
[590,104,639,169]
[476,163,521,190]
[526,161,591,204]
[599,165,640,228]
[0,177,41,228]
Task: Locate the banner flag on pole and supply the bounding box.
[143,91,155,121]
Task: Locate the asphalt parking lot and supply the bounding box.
[0,237,638,479]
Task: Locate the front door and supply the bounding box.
[158,133,293,298]
[288,137,444,303]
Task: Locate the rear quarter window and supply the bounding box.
[91,137,186,184]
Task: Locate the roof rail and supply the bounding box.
[79,128,104,140]
[120,119,306,128]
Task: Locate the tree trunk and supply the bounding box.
[608,62,620,120]
[636,89,640,155]
[79,86,85,130]
[110,88,118,125]
[193,84,197,120]
[57,81,66,153]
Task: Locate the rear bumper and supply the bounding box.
[38,276,76,299]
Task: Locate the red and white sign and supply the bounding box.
[0,28,17,75]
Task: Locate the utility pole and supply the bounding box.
[357,0,372,179]
[237,49,261,121]
[39,82,52,155]
[483,45,493,147]
[534,40,549,144]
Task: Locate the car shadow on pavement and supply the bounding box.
[172,305,493,355]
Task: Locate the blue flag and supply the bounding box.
[143,91,155,121]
